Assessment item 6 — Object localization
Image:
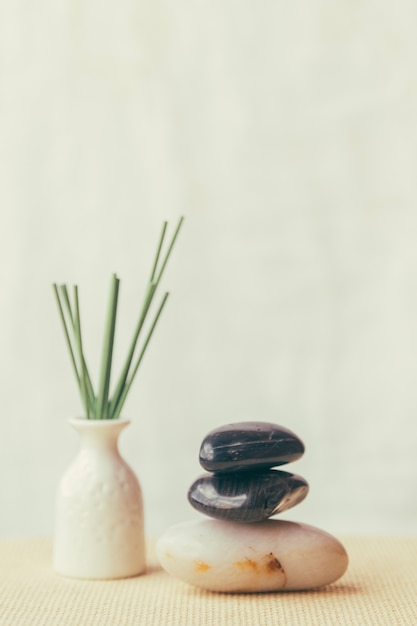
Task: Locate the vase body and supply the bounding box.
[53,418,145,579]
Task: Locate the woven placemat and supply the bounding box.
[0,536,416,626]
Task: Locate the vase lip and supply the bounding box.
[69,417,131,427]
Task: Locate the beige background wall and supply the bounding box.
[0,1,416,537]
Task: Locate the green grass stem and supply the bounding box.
[96,274,120,419]
[149,221,167,282]
[73,286,90,419]
[59,284,95,410]
[155,216,184,284]
[108,280,155,417]
[52,284,81,388]
[112,291,170,419]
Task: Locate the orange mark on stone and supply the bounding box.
[235,558,260,573]
[193,560,211,572]
[264,553,284,574]
[164,551,173,559]
[235,553,286,583]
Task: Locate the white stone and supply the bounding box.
[156,519,348,592]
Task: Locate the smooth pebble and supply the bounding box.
[188,470,308,523]
[199,422,304,473]
[157,519,348,592]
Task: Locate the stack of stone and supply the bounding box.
[188,421,308,524]
[157,421,348,593]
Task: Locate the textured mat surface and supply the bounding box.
[0,536,416,626]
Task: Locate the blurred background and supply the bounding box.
[0,1,416,538]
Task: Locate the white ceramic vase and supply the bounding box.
[53,418,145,579]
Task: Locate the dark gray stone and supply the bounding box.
[199,422,305,472]
[188,470,309,523]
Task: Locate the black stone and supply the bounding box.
[199,422,305,473]
[188,470,309,523]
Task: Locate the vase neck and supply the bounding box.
[69,418,129,453]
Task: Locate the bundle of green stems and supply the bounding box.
[53,217,184,419]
